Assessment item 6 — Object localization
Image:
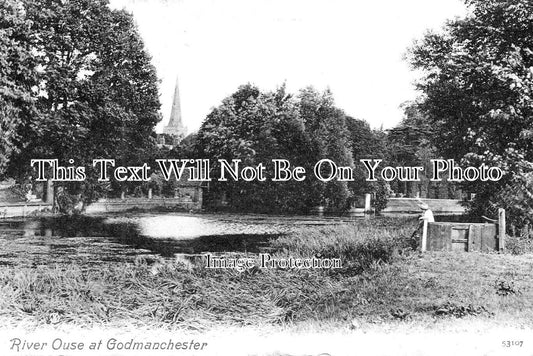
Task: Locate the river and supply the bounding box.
[0,213,362,267]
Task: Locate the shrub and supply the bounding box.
[504,235,533,255]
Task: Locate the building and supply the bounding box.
[159,77,187,147]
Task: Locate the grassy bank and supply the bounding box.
[0,217,532,330]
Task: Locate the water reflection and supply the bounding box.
[112,215,288,239]
[0,213,345,266]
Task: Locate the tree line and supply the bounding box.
[192,84,389,213]
[1,0,533,230]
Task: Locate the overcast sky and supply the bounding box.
[109,0,467,134]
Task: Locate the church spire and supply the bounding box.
[163,76,186,138]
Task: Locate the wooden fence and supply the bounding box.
[421,208,505,252]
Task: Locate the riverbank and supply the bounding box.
[0,217,531,333]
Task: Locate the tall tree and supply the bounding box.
[346,117,390,209]
[2,0,161,200]
[197,84,319,213]
[0,0,38,176]
[298,87,354,210]
[409,0,533,227]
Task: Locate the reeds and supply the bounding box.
[2,217,531,329]
[0,218,418,329]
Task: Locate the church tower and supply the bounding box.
[163,77,187,140]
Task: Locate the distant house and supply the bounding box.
[170,169,204,205]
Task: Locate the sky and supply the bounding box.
[109,0,467,134]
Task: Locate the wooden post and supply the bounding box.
[364,194,372,213]
[421,219,428,251]
[467,225,474,252]
[498,208,506,251]
[148,188,153,199]
[44,180,54,204]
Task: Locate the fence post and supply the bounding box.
[498,208,506,251]
[45,180,54,204]
[421,219,428,252]
[364,194,372,213]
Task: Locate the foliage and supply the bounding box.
[505,234,533,255]
[408,0,533,227]
[371,181,392,213]
[386,102,435,168]
[386,102,462,199]
[0,0,161,206]
[345,117,391,211]
[298,87,354,210]
[197,84,319,213]
[176,133,198,157]
[0,0,38,176]
[196,84,372,213]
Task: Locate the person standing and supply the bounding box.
[410,200,434,250]
[417,201,434,223]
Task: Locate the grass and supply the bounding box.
[0,217,532,331]
[270,218,416,273]
[504,234,533,255]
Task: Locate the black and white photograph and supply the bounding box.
[1,0,533,355]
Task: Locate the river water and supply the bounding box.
[0,213,359,267]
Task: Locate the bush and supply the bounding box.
[505,235,533,255]
[372,181,392,214]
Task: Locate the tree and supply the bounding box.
[197,84,393,213]
[197,84,319,213]
[408,0,533,228]
[298,87,354,210]
[2,0,161,203]
[386,103,433,167]
[345,117,391,211]
[0,0,38,176]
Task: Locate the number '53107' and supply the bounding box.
[502,341,523,347]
